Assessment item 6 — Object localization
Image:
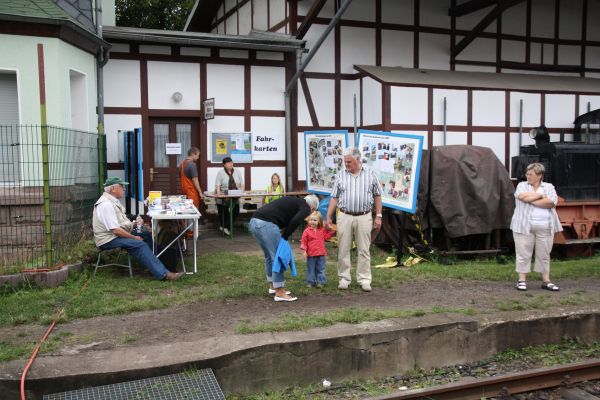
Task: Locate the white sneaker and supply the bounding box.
[218,226,223,232]
[268,288,291,295]
[223,228,230,236]
[338,280,349,290]
[361,283,372,292]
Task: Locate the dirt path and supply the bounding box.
[3,278,600,358]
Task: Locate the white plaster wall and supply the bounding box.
[579,95,600,115]
[502,2,527,36]
[341,27,376,74]
[381,30,413,68]
[251,66,285,110]
[226,16,236,34]
[420,0,450,29]
[391,86,428,125]
[472,132,505,165]
[340,79,360,128]
[559,0,582,40]
[254,0,268,31]
[220,49,248,59]
[256,52,284,61]
[455,64,497,73]
[251,166,286,190]
[587,47,600,69]
[239,2,252,35]
[207,64,244,109]
[110,43,129,53]
[381,0,413,24]
[502,40,526,63]
[224,0,236,12]
[433,131,467,146]
[297,83,312,126]
[456,37,496,63]
[392,131,428,149]
[558,45,581,66]
[343,0,375,22]
[103,59,141,108]
[304,24,335,73]
[270,0,286,27]
[307,79,335,126]
[472,91,505,126]
[208,167,245,191]
[139,45,171,55]
[362,77,382,126]
[433,89,468,126]
[250,116,286,160]
[509,131,536,175]
[545,94,576,128]
[147,62,200,110]
[456,7,496,33]
[531,0,554,39]
[104,114,142,163]
[206,116,244,161]
[180,47,211,57]
[419,33,450,70]
[510,92,541,127]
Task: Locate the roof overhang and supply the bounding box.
[0,13,110,55]
[355,65,600,94]
[104,26,305,53]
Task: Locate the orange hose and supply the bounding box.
[20,278,91,400]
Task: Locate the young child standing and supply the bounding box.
[264,173,284,204]
[300,211,335,288]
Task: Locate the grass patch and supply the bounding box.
[236,306,476,334]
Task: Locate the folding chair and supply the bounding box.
[94,248,133,278]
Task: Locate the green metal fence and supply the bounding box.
[0,125,104,273]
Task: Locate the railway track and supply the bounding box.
[367,359,600,400]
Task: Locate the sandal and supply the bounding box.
[541,282,560,291]
[516,281,527,291]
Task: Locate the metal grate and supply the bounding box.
[43,369,225,400]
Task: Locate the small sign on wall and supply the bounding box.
[165,143,182,155]
[203,98,215,120]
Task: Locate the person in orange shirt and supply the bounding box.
[180,147,205,236]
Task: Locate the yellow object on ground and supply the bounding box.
[374,256,398,268]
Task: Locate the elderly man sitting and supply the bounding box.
[93,177,183,281]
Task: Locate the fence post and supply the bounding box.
[37,43,53,268]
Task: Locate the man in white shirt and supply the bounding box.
[92,177,183,281]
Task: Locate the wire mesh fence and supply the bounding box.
[0,125,102,273]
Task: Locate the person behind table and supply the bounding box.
[250,194,319,302]
[300,211,335,288]
[180,147,205,209]
[214,156,244,236]
[511,162,563,292]
[264,173,284,204]
[93,177,183,281]
[325,147,383,292]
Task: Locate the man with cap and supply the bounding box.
[93,177,183,281]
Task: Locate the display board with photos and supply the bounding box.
[304,130,348,195]
[357,129,424,213]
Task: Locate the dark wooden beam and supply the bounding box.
[448,0,497,17]
[451,0,525,58]
[296,0,328,39]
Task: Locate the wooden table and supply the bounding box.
[205,191,309,239]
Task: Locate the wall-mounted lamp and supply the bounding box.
[172,91,183,103]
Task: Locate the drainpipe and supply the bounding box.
[518,99,523,148]
[284,0,354,190]
[96,0,109,191]
[443,97,447,145]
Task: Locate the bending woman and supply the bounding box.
[510,163,563,292]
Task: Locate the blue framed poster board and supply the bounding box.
[304,130,348,195]
[357,129,424,214]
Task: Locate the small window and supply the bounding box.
[0,71,20,184]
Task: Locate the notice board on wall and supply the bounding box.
[211,132,252,163]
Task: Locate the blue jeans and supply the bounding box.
[306,255,326,285]
[99,233,169,280]
[249,218,285,288]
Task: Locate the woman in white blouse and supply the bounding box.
[510,163,563,292]
[215,157,244,235]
